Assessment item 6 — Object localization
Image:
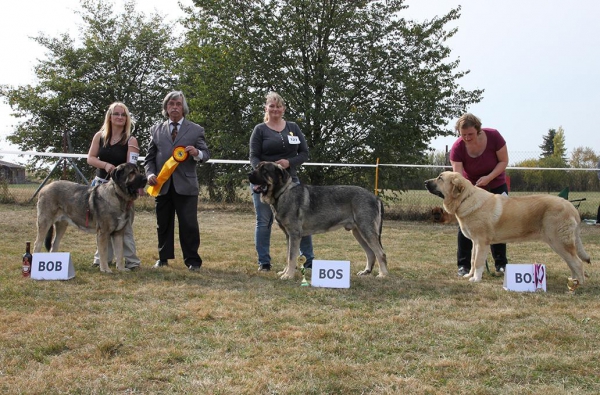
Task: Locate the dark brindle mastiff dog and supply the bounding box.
[33,163,147,273]
[248,161,388,280]
[425,171,591,287]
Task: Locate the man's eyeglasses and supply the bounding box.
[111,112,127,117]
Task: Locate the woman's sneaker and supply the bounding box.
[457,266,470,277]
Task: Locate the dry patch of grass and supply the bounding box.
[1,203,600,394]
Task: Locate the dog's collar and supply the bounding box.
[273,181,293,201]
[457,190,474,208]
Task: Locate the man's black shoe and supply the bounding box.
[154,260,168,268]
[258,264,271,272]
[186,258,202,271]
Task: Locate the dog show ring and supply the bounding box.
[146,146,189,197]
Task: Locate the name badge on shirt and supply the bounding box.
[288,135,300,145]
[129,152,139,164]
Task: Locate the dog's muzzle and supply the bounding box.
[425,180,444,199]
[252,184,268,195]
[127,176,148,196]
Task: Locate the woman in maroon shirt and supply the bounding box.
[449,113,509,277]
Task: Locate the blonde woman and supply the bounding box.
[87,102,141,269]
[249,92,314,271]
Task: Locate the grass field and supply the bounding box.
[1,203,600,394]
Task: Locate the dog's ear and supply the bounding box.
[276,164,290,184]
[451,176,464,198]
[111,165,121,181]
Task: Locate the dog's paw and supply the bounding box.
[100,268,113,274]
[375,272,387,278]
[278,266,298,278]
[468,276,482,282]
[356,269,372,276]
[117,267,131,272]
[567,277,581,292]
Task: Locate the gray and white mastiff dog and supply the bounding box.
[33,163,147,273]
[248,161,389,280]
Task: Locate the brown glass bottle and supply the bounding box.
[22,241,32,278]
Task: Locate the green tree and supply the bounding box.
[175,10,263,202]
[0,0,176,175]
[539,128,556,158]
[538,155,568,192]
[570,146,599,191]
[180,0,482,188]
[534,126,568,191]
[508,158,540,191]
[552,126,567,162]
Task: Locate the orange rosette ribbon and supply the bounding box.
[146,146,189,197]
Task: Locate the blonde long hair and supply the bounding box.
[100,102,134,147]
[263,92,285,123]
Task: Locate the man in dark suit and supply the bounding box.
[144,91,210,270]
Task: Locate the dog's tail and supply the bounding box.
[576,230,591,264]
[44,226,54,251]
[377,199,385,247]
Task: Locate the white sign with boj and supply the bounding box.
[503,263,546,292]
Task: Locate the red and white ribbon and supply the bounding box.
[533,263,545,290]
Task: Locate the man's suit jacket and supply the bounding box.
[144,119,210,196]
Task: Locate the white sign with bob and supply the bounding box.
[31,252,75,280]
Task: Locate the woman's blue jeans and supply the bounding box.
[252,185,314,267]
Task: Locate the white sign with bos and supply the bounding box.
[31,252,75,280]
[310,260,350,288]
[503,263,546,292]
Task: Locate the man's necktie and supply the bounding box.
[171,122,178,141]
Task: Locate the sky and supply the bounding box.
[1,0,599,159]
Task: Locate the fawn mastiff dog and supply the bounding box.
[425,171,590,288]
[34,163,147,273]
[248,161,388,280]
